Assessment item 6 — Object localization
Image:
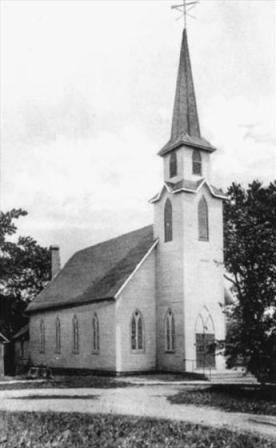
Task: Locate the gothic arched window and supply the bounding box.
[40,320,45,353]
[164,198,173,242]
[131,310,144,351]
[193,150,202,175]
[72,315,79,354]
[55,317,61,354]
[165,309,175,352]
[92,313,100,352]
[198,196,209,241]
[169,152,177,178]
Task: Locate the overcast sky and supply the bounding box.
[1,0,275,264]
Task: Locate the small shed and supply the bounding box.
[0,330,10,377]
[13,324,30,374]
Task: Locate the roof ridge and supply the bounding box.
[70,224,153,260]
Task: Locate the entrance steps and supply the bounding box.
[206,369,258,384]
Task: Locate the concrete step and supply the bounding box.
[206,370,258,384]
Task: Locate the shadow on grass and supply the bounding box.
[0,376,131,391]
[11,394,99,400]
[167,384,276,415]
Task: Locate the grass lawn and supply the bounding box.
[0,412,274,448]
[168,384,276,416]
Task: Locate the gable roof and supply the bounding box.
[149,179,227,203]
[27,225,156,313]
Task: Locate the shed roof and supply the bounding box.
[0,327,9,343]
[27,225,155,313]
[12,324,29,340]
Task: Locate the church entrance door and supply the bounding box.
[196,333,215,369]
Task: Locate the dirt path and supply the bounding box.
[0,385,275,440]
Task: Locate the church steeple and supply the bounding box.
[171,29,200,141]
[159,28,216,156]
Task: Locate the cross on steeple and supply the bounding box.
[171,1,199,29]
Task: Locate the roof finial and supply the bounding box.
[171,1,199,29]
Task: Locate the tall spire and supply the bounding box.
[171,28,200,141]
[159,28,216,156]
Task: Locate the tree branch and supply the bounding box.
[224,274,237,287]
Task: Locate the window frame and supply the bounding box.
[169,152,177,178]
[198,196,209,241]
[192,150,202,176]
[72,315,79,354]
[165,309,176,353]
[55,317,61,354]
[164,198,173,243]
[130,310,145,353]
[92,313,100,354]
[39,320,45,354]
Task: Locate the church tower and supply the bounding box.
[151,28,226,372]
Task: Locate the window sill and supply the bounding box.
[165,350,175,354]
[131,349,145,354]
[92,350,100,355]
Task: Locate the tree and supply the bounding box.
[0,209,51,334]
[224,181,276,381]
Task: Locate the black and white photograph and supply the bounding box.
[0,0,275,446]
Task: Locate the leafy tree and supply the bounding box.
[0,209,51,334]
[224,181,276,381]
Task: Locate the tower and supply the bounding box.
[150,28,226,372]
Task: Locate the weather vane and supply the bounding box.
[171,0,199,29]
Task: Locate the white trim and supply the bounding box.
[115,240,159,299]
[205,180,228,200]
[0,331,9,343]
[150,179,227,203]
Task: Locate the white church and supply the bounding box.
[27,25,228,374]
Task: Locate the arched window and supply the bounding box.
[169,152,177,178]
[40,320,45,353]
[195,307,216,369]
[92,313,100,352]
[165,309,175,352]
[55,317,61,354]
[131,310,144,351]
[198,196,209,241]
[72,315,79,354]
[193,150,202,175]
[164,198,173,242]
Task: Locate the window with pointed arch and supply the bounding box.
[55,317,61,354]
[198,196,209,241]
[169,152,177,178]
[165,309,176,352]
[92,313,100,353]
[72,315,79,354]
[40,320,45,354]
[193,150,202,175]
[164,198,173,242]
[131,310,144,352]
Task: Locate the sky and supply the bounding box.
[1,0,275,264]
